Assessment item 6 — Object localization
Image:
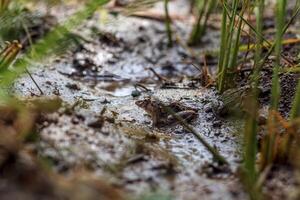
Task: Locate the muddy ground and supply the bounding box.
[6,0,300,199]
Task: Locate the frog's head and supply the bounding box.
[135,98,152,110]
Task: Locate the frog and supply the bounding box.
[211,86,251,116]
[211,86,267,125]
[135,97,198,127]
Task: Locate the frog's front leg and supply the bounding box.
[152,112,168,127]
[151,112,159,127]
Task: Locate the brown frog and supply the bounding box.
[135,97,198,127]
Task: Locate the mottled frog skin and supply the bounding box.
[135,97,198,127]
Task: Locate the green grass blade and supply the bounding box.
[164,0,172,47]
[270,0,286,110]
[0,0,109,93]
[242,1,264,199]
[290,81,300,119]
[217,2,228,91]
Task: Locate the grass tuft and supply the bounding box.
[187,0,217,46]
[217,0,246,93]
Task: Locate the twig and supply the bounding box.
[134,83,151,92]
[25,68,44,95]
[148,67,168,82]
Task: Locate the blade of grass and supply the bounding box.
[0,0,109,96]
[261,0,287,171]
[164,0,172,47]
[238,38,300,52]
[290,81,300,119]
[227,5,244,85]
[242,1,264,199]
[217,1,228,91]
[270,0,286,111]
